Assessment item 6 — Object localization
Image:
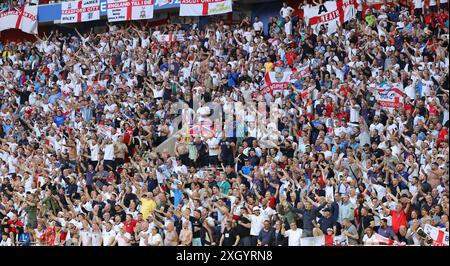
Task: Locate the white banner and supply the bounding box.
[303,0,356,34]
[300,235,348,246]
[0,5,38,34]
[263,71,297,92]
[375,82,405,110]
[61,0,100,24]
[424,224,449,246]
[343,0,357,21]
[107,0,154,22]
[155,33,185,42]
[179,0,232,16]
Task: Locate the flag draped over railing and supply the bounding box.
[0,4,38,34]
[179,0,232,16]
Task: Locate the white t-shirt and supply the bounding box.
[80,229,92,246]
[104,144,115,160]
[280,6,294,18]
[363,234,379,245]
[115,232,131,246]
[102,230,116,246]
[253,21,264,32]
[261,207,276,221]
[90,143,99,161]
[139,229,151,246]
[413,0,423,9]
[284,21,292,36]
[404,85,415,99]
[148,233,163,246]
[249,214,265,236]
[91,231,102,246]
[350,105,360,123]
[206,137,220,156]
[285,228,303,246]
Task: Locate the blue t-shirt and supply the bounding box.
[241,165,253,176]
[53,115,66,126]
[173,187,183,207]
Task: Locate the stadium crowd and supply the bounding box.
[0,0,448,246]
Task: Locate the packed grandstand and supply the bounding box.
[0,0,448,246]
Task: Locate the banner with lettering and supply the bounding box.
[0,5,38,34]
[375,82,405,110]
[61,0,100,24]
[303,0,356,34]
[107,0,154,22]
[262,71,297,95]
[179,0,232,16]
[424,224,449,246]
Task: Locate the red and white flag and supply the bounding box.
[156,33,185,43]
[297,65,311,77]
[107,0,154,22]
[300,235,349,246]
[303,0,357,34]
[179,0,232,17]
[262,71,297,95]
[61,0,100,24]
[0,5,38,34]
[364,233,401,246]
[375,82,406,110]
[189,123,215,138]
[372,233,395,245]
[424,224,449,246]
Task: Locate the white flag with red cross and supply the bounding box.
[303,0,357,35]
[262,71,297,94]
[156,33,185,43]
[300,235,349,246]
[424,224,449,246]
[0,5,38,34]
[375,82,406,110]
[107,0,154,22]
[61,0,100,24]
[179,0,232,17]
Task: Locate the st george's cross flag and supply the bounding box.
[424,224,449,246]
[303,0,357,34]
[0,5,38,34]
[156,33,185,42]
[61,0,100,24]
[179,0,232,16]
[300,235,349,246]
[107,0,154,22]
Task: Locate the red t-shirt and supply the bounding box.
[404,102,415,114]
[7,219,24,234]
[44,227,56,246]
[437,12,449,28]
[438,128,448,144]
[286,52,298,66]
[428,104,440,116]
[425,13,435,26]
[339,87,351,97]
[124,220,138,235]
[391,209,407,234]
[325,104,334,117]
[337,112,349,122]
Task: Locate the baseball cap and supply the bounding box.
[253,206,261,211]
